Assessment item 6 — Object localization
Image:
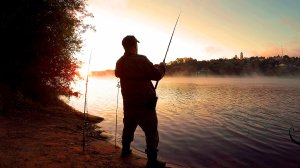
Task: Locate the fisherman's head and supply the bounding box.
[122,35,139,54]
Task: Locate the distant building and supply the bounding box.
[234,55,238,59]
[240,52,244,59]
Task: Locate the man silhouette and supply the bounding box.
[115,35,166,168]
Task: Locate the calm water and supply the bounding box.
[68,77,300,168]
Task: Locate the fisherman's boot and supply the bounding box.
[121,142,132,158]
[146,150,166,168]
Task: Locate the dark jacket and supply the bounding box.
[115,53,165,103]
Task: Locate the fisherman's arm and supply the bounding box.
[141,56,165,81]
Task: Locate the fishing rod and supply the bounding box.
[154,11,181,89]
[82,49,93,153]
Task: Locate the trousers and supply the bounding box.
[122,104,159,153]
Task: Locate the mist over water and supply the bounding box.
[68,76,300,168]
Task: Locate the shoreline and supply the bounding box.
[0,103,147,168]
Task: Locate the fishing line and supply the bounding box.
[115,80,121,148]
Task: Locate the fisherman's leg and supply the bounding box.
[121,112,137,158]
[139,109,165,168]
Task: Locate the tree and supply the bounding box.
[0,0,93,104]
[165,56,300,77]
[167,57,198,76]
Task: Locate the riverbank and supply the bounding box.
[0,102,147,168]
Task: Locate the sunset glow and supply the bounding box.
[77,0,300,71]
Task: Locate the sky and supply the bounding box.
[77,0,300,71]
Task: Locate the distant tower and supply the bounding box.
[234,55,238,59]
[240,52,243,59]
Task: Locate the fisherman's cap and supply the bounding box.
[122,35,139,48]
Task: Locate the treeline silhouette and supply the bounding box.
[0,0,92,114]
[166,55,300,76]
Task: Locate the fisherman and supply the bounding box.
[115,35,166,168]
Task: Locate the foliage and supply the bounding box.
[166,56,300,77]
[0,0,93,104]
[167,57,198,76]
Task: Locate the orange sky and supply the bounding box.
[77,0,300,71]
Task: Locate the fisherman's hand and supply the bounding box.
[157,62,166,75]
[154,62,166,68]
[159,62,166,67]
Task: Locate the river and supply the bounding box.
[67,76,300,168]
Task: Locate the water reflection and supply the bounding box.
[68,77,300,168]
